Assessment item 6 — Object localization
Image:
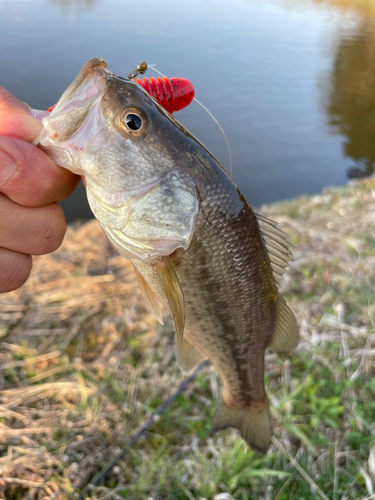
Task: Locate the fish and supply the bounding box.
[35,57,299,454]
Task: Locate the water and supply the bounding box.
[1,0,374,221]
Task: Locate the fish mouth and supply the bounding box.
[35,58,113,170]
[42,58,112,143]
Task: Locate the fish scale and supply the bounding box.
[35,57,299,454]
[136,164,276,416]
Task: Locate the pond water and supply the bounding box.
[1,0,374,221]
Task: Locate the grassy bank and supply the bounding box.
[1,178,375,500]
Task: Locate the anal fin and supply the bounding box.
[212,398,271,454]
[268,295,299,358]
[155,256,185,343]
[175,336,207,373]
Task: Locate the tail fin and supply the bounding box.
[211,398,271,454]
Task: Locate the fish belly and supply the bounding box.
[177,209,277,406]
[133,205,278,453]
[134,205,278,402]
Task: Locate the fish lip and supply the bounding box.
[38,58,112,148]
[55,57,111,110]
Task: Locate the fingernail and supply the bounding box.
[0,149,17,185]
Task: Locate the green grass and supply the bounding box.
[1,179,375,499]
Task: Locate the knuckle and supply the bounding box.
[0,136,79,207]
[0,89,18,108]
[0,88,29,115]
[31,204,66,255]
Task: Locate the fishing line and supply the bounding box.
[148,65,233,177]
[76,359,211,500]
[76,63,227,498]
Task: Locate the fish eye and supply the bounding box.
[119,107,148,136]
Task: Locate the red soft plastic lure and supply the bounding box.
[47,73,194,114]
[134,76,194,114]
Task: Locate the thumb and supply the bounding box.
[0,86,43,142]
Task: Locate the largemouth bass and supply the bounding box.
[35,58,299,454]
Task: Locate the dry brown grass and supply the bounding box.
[1,178,375,499]
[0,220,175,499]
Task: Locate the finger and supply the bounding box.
[0,135,80,206]
[0,247,32,293]
[30,109,50,120]
[0,194,67,255]
[0,85,43,142]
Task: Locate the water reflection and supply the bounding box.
[48,0,99,13]
[300,0,375,179]
[312,0,375,17]
[4,0,375,220]
[323,20,375,179]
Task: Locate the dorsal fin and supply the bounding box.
[256,213,293,285]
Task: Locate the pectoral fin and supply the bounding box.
[175,336,206,372]
[134,266,164,324]
[155,256,185,343]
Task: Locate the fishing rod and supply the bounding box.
[76,359,211,500]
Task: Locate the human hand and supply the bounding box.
[0,87,80,292]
